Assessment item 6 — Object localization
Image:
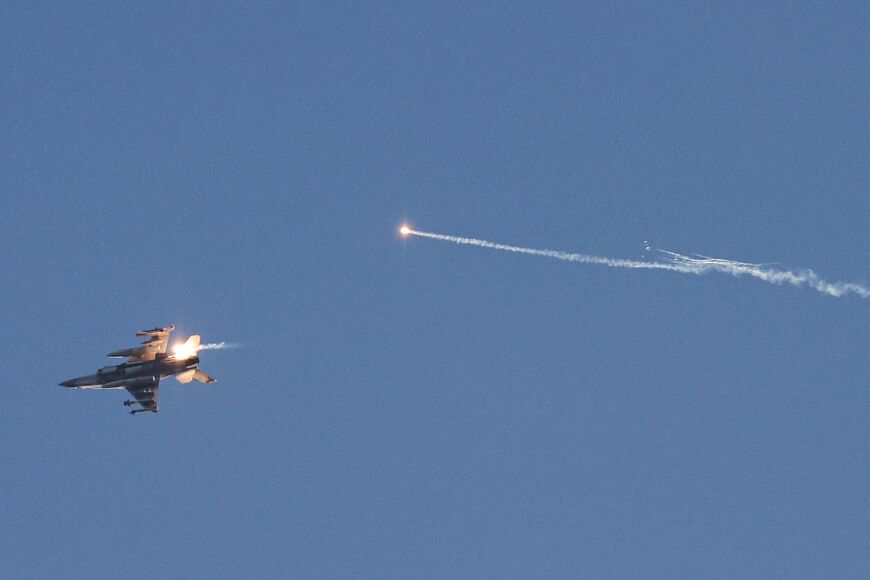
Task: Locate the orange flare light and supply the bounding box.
[399,224,412,237]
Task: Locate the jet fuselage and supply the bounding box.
[60,356,200,389]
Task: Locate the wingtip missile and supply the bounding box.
[136,325,175,337]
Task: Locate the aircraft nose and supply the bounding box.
[59,379,77,387]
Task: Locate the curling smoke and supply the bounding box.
[653,249,870,298]
[405,228,870,299]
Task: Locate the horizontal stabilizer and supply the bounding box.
[193,369,216,383]
[175,369,196,384]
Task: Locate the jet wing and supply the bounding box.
[134,330,170,361]
[107,325,175,362]
[125,376,160,413]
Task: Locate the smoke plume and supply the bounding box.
[198,342,241,351]
[407,229,869,299]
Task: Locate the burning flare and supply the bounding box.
[172,339,199,360]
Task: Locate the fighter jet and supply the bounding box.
[59,325,216,415]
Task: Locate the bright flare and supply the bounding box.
[172,342,198,360]
[399,224,412,237]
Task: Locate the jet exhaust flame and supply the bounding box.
[403,227,870,299]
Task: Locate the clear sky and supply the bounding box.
[2,2,869,578]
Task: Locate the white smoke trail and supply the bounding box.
[198,342,241,351]
[653,249,870,298]
[407,229,870,299]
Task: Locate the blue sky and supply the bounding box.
[2,2,868,578]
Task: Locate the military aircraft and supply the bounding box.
[59,325,216,415]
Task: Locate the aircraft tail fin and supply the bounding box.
[184,335,201,351]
